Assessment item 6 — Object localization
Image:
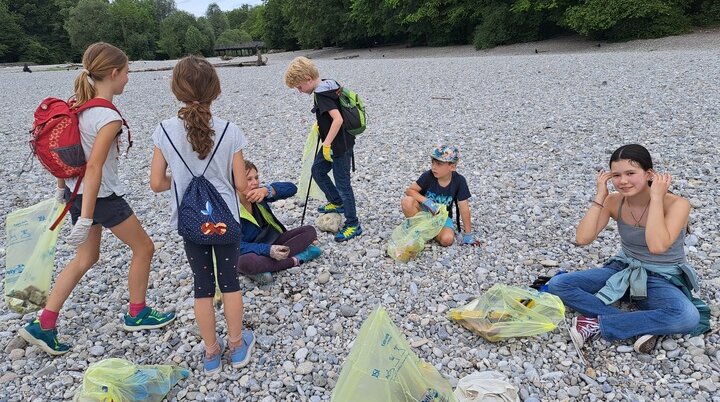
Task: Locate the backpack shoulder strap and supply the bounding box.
[74,98,133,152]
[201,121,231,176]
[160,122,195,177]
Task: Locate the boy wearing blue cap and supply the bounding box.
[401,145,479,246]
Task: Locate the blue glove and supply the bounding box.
[422,199,440,215]
[462,232,479,246]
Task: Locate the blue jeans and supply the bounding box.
[312,150,358,226]
[547,260,699,341]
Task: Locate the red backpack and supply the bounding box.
[30,97,131,230]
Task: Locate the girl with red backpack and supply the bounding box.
[20,42,175,356]
[150,55,254,373]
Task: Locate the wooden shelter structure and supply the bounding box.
[214,41,267,57]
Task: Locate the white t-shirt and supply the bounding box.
[152,116,247,229]
[65,107,124,197]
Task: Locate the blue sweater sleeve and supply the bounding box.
[240,241,272,256]
[266,182,297,202]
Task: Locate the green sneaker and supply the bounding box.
[317,203,345,214]
[123,306,176,331]
[334,224,363,242]
[19,319,70,356]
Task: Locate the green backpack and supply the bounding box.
[336,86,367,136]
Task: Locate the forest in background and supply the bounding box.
[1,0,718,64]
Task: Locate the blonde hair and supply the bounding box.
[171,55,221,160]
[73,42,128,108]
[284,56,319,88]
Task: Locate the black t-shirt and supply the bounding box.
[416,170,471,217]
[313,79,355,157]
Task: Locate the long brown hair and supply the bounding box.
[171,55,221,159]
[73,42,128,107]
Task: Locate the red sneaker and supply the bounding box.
[569,316,600,349]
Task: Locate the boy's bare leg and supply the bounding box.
[435,227,455,247]
[401,196,422,218]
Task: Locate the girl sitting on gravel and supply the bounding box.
[236,161,321,285]
[547,144,709,354]
[150,55,254,373]
[20,42,175,356]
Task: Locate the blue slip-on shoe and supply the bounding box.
[248,272,273,285]
[123,306,176,331]
[295,245,322,264]
[204,338,226,374]
[334,224,363,242]
[19,319,70,356]
[317,203,345,214]
[230,330,256,368]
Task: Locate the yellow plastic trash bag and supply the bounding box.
[387,206,448,262]
[331,306,457,402]
[4,198,64,313]
[74,358,189,402]
[297,124,327,202]
[447,284,565,342]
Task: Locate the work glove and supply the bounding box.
[55,187,66,203]
[462,232,480,246]
[322,144,333,162]
[421,199,441,215]
[66,217,93,247]
[270,245,290,260]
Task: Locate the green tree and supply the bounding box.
[184,25,207,55]
[262,0,298,49]
[152,0,175,21]
[0,2,27,61]
[227,5,251,28]
[563,0,692,40]
[157,10,196,58]
[65,0,113,55]
[216,28,252,45]
[109,0,157,59]
[206,3,228,37]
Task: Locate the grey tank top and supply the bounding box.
[616,198,686,264]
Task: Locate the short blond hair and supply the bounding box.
[284,56,319,88]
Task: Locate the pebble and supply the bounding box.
[317,272,331,284]
[339,305,358,317]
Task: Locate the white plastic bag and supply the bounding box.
[454,371,519,402]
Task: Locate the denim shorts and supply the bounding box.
[65,188,134,228]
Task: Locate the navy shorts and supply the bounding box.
[65,188,134,228]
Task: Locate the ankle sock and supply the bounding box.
[39,309,59,330]
[293,257,301,266]
[205,340,220,357]
[229,334,242,349]
[129,301,146,317]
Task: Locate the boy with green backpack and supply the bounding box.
[284,56,365,242]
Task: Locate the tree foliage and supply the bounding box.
[1,0,717,63]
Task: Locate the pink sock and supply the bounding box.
[129,301,146,317]
[39,309,59,330]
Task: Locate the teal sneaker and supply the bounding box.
[204,338,225,374]
[295,245,322,264]
[248,272,273,285]
[123,306,175,331]
[318,203,345,214]
[19,319,70,356]
[230,330,255,368]
[335,224,362,242]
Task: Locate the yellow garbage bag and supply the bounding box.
[447,284,565,342]
[387,206,448,262]
[297,124,327,202]
[74,358,189,402]
[331,306,457,402]
[4,198,64,313]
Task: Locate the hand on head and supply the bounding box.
[649,172,671,199]
[595,170,612,200]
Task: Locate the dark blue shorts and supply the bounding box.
[65,188,134,228]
